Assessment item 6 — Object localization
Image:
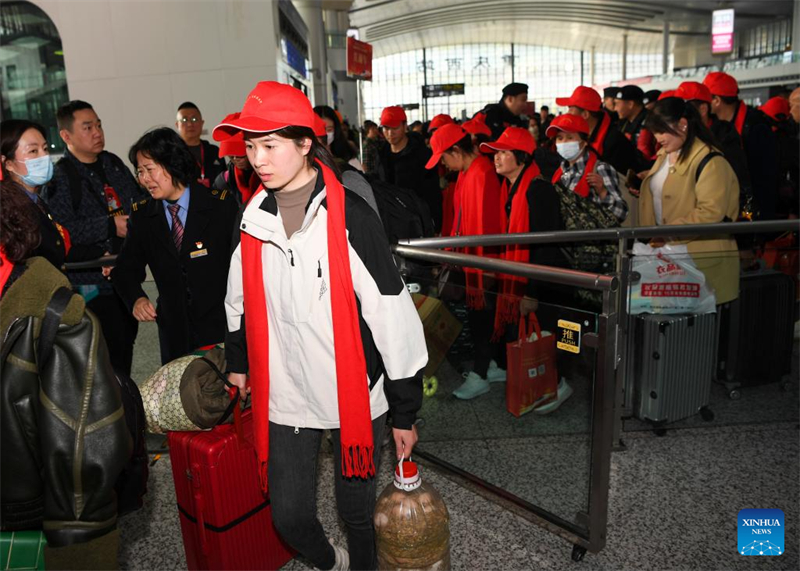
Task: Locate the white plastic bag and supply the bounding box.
[629,243,717,315]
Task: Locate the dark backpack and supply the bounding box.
[363,174,435,243]
[55,156,85,211]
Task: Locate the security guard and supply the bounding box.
[111,128,238,364]
[615,85,656,163]
[482,82,529,139]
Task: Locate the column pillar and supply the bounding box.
[590,45,596,86]
[622,34,628,80]
[324,9,359,125]
[663,21,671,74]
[295,1,330,106]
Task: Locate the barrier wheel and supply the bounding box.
[423,375,438,397]
[653,427,667,437]
[728,389,741,401]
[571,545,586,562]
[700,406,714,422]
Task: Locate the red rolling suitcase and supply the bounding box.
[168,396,294,570]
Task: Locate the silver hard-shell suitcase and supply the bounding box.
[632,313,717,424]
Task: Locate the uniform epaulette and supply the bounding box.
[211,189,229,201]
[131,199,149,212]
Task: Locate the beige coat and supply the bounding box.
[639,139,740,304]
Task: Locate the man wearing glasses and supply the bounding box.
[44,100,147,376]
[175,102,226,187]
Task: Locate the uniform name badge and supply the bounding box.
[190,241,208,259]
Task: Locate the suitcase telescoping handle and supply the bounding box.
[519,313,543,341]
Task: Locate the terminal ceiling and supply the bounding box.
[346,0,795,57]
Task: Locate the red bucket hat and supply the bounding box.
[480,126,535,155]
[675,81,712,103]
[380,106,407,128]
[313,114,326,137]
[703,72,739,97]
[545,114,590,138]
[212,82,316,140]
[429,114,455,130]
[555,86,602,112]
[425,123,467,169]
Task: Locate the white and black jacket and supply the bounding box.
[225,171,427,430]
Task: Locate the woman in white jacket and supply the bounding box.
[216,82,427,571]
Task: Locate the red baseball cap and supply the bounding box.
[213,82,316,140]
[760,96,790,121]
[380,106,407,128]
[462,115,491,137]
[555,86,602,112]
[657,89,677,101]
[429,114,454,130]
[703,72,739,97]
[216,113,246,157]
[675,81,712,103]
[545,114,590,138]
[313,114,326,137]
[480,126,535,155]
[425,123,467,169]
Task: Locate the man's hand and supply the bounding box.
[227,372,249,399]
[132,297,156,322]
[101,251,113,278]
[585,172,608,199]
[393,424,418,460]
[114,215,129,238]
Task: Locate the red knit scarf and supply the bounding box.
[551,151,598,198]
[234,167,262,205]
[455,156,503,310]
[494,163,540,338]
[240,161,374,494]
[590,113,612,157]
[733,100,747,138]
[0,249,14,298]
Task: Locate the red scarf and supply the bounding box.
[0,248,13,298]
[733,100,747,137]
[454,156,503,309]
[234,167,261,205]
[240,161,374,494]
[551,150,598,198]
[494,163,541,338]
[590,113,611,157]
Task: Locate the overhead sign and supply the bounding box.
[422,83,465,99]
[346,36,372,80]
[712,9,735,55]
[401,103,420,110]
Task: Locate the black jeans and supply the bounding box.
[268,413,387,571]
[87,291,138,376]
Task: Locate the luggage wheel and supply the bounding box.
[728,389,741,400]
[571,545,586,562]
[780,378,792,392]
[423,375,438,397]
[700,406,715,422]
[653,427,668,437]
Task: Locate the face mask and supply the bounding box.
[17,155,54,186]
[326,131,335,145]
[556,141,582,161]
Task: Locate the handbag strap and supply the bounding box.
[518,313,543,340]
[37,287,74,365]
[198,356,247,445]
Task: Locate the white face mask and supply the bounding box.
[326,131,335,145]
[556,141,583,161]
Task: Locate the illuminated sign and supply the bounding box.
[712,9,735,55]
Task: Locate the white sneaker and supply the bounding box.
[486,360,507,383]
[326,538,349,571]
[453,372,490,400]
[533,378,573,415]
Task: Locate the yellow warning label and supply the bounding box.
[557,319,581,354]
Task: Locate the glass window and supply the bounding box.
[0,1,68,153]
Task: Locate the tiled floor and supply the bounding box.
[122,281,800,570]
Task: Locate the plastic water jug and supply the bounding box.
[374,458,450,570]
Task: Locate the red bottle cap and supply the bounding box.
[394,460,421,490]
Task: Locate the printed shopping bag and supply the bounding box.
[506,314,558,417]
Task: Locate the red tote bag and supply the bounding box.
[505,314,558,417]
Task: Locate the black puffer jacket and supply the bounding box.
[1,257,131,547]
